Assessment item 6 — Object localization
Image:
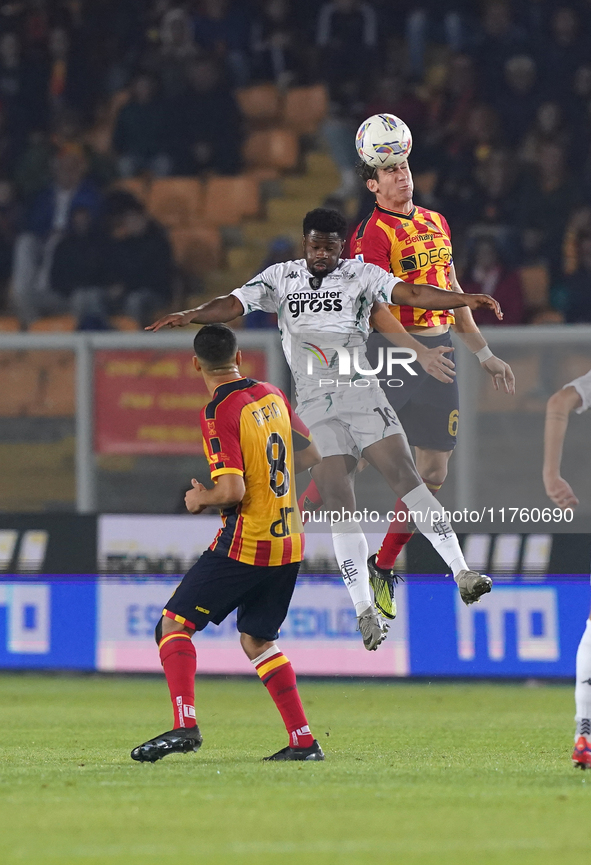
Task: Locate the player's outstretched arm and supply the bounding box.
[184,475,246,514]
[370,302,456,384]
[543,386,582,509]
[145,295,245,331]
[393,281,503,320]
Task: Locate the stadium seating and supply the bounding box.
[0,350,76,418]
[519,264,550,310]
[203,175,261,225]
[243,129,299,171]
[236,84,281,125]
[282,85,328,134]
[0,352,41,416]
[110,315,140,331]
[169,226,223,275]
[29,315,77,332]
[0,316,20,332]
[146,178,204,228]
[31,356,76,417]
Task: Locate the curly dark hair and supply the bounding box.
[356,160,378,182]
[193,323,237,366]
[302,208,347,239]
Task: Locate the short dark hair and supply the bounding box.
[356,160,378,183]
[303,208,347,240]
[193,324,237,367]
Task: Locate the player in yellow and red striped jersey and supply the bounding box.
[201,367,309,568]
[352,202,455,329]
[298,161,516,619]
[352,159,515,612]
[131,324,325,764]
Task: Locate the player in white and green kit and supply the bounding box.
[148,209,500,650]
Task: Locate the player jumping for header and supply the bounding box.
[147,209,499,651]
[299,161,516,621]
[132,324,325,763]
[543,366,591,769]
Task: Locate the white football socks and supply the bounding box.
[331,519,372,616]
[401,483,468,578]
[575,618,591,742]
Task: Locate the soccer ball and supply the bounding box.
[355,114,412,168]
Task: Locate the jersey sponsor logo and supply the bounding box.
[270,505,294,537]
[400,254,417,272]
[287,292,343,317]
[287,271,299,279]
[409,233,435,242]
[399,248,451,271]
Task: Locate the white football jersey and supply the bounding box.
[563,369,591,413]
[232,258,402,403]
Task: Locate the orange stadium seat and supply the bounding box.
[0,315,20,332]
[147,178,204,228]
[243,129,299,171]
[169,226,223,275]
[245,167,280,183]
[236,84,281,124]
[519,264,550,309]
[30,356,75,417]
[25,349,73,370]
[29,315,77,332]
[203,175,261,225]
[283,85,328,134]
[0,354,40,416]
[110,315,140,331]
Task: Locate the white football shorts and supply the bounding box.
[297,381,406,460]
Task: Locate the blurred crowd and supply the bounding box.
[0,1,590,327]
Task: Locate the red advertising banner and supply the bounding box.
[94,349,267,455]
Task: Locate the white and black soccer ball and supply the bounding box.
[355,114,412,168]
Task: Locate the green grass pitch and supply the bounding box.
[0,674,589,865]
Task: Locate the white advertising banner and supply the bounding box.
[96,515,409,676]
[96,579,409,677]
[97,515,398,572]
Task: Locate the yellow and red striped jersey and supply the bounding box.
[351,203,455,329]
[201,377,310,567]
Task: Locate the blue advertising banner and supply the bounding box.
[407,576,589,677]
[0,574,588,677]
[0,578,96,670]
